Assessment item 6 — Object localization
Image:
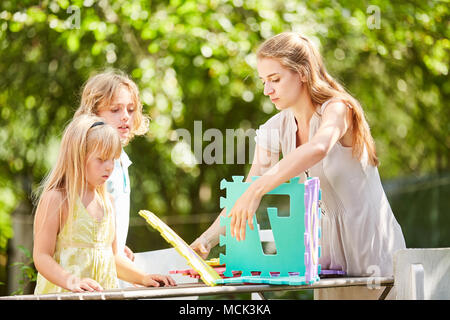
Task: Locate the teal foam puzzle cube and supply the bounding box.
[217,176,321,285]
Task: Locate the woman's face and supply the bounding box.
[257,58,304,110]
[97,85,136,142]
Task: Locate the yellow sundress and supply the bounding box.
[34,194,119,294]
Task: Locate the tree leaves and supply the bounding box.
[0,0,448,253]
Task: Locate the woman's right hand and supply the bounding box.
[67,276,103,292]
[191,235,211,259]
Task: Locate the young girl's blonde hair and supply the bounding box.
[257,32,379,166]
[34,114,122,233]
[75,69,149,146]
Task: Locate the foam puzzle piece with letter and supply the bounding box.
[216,176,321,285]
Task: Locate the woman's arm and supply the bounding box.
[191,144,280,258]
[33,190,103,292]
[229,101,352,240]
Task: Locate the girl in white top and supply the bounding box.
[75,69,150,262]
[192,32,405,299]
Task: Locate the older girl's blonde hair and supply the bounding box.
[75,69,149,146]
[257,32,379,166]
[34,114,122,234]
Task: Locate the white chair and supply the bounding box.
[393,248,450,299]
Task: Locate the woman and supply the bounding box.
[192,32,405,299]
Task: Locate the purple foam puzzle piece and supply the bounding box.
[304,177,321,283]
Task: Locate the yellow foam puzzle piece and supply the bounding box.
[138,210,222,286]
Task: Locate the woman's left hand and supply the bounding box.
[228,184,264,241]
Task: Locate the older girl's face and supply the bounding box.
[257,58,304,110]
[97,85,136,142]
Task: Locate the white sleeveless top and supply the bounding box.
[255,99,406,276]
[106,149,132,258]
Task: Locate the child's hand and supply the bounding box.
[191,236,211,259]
[124,245,135,261]
[67,277,104,292]
[142,274,177,287]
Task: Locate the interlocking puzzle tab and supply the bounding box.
[217,176,321,285]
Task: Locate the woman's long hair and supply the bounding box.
[257,32,378,166]
[34,115,122,234]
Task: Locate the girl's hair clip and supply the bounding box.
[90,121,105,128]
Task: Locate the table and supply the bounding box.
[0,276,394,300]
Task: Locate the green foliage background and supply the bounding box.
[0,0,448,296]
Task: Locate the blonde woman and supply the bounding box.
[75,69,149,263]
[33,115,175,294]
[192,32,405,299]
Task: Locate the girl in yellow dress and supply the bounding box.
[33,115,175,294]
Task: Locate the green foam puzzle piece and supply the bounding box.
[219,176,306,278]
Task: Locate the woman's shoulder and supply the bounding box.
[318,98,352,115]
